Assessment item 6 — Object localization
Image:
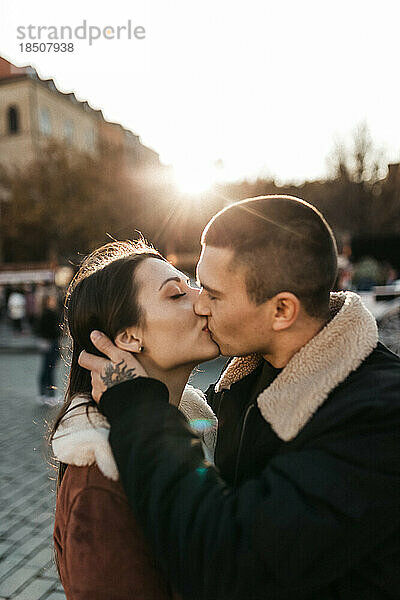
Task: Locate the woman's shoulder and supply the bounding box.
[55,463,173,600]
[59,463,125,504]
[52,396,119,481]
[55,464,127,535]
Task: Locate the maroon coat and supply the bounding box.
[54,464,178,600]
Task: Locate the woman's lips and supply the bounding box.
[203,325,216,341]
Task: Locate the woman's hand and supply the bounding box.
[78,331,148,403]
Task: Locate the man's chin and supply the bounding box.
[214,343,233,358]
[216,342,253,358]
[209,335,236,358]
[211,338,222,354]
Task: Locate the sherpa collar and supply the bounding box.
[215,291,378,442]
[52,385,217,481]
[52,396,118,480]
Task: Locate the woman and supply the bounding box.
[51,240,219,599]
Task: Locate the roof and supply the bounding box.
[0,55,159,162]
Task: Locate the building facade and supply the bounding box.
[0,56,160,174]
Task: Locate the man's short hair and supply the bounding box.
[201,195,338,319]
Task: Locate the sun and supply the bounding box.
[172,163,217,195]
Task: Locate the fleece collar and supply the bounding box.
[52,397,118,480]
[215,291,378,441]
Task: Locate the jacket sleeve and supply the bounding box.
[62,483,170,600]
[99,377,400,600]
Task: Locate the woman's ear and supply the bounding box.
[114,327,143,353]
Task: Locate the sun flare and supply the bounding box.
[172,163,217,195]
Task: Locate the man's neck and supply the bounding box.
[263,317,328,369]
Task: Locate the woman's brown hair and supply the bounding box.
[50,239,166,489]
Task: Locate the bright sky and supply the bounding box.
[0,0,399,189]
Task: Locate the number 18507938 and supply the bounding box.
[19,42,74,52]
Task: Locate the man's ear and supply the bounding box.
[114,327,143,353]
[271,292,300,331]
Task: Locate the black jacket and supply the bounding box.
[208,359,283,487]
[99,293,400,600]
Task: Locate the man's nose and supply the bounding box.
[193,288,211,316]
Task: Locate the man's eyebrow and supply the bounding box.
[158,276,182,291]
[199,282,222,297]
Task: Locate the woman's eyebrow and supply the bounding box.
[158,276,182,291]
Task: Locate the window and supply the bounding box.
[38,107,52,136]
[8,106,19,134]
[63,120,74,144]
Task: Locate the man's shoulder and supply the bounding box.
[319,342,400,423]
[364,341,400,367]
[346,341,400,390]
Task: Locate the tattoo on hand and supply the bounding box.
[101,360,138,390]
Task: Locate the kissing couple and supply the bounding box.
[52,195,400,600]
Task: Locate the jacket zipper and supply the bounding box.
[233,403,255,487]
[215,390,225,421]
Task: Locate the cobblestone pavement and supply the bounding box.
[0,351,66,600]
[0,330,226,600]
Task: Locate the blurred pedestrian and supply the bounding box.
[37,294,61,404]
[24,284,37,329]
[352,256,384,291]
[33,283,47,321]
[7,288,26,333]
[335,252,353,291]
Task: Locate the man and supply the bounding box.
[79,196,400,599]
[36,293,62,404]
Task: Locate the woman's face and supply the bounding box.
[134,258,220,370]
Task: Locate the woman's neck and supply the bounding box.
[139,358,194,407]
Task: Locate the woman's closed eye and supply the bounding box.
[170,292,186,299]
